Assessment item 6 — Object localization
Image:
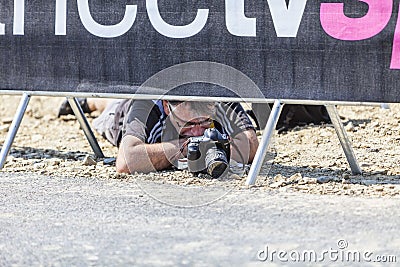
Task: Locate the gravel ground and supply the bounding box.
[0,95,400,203]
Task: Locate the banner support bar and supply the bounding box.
[0,93,31,169]
[325,105,362,175]
[246,99,283,185]
[67,97,104,158]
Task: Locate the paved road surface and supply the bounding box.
[0,173,399,266]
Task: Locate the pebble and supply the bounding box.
[295,185,309,190]
[0,124,9,132]
[273,174,285,182]
[345,122,355,131]
[103,158,116,165]
[300,177,317,184]
[1,117,13,124]
[33,163,46,169]
[361,180,377,186]
[269,180,286,188]
[82,155,97,166]
[375,186,384,192]
[289,173,302,183]
[48,159,61,166]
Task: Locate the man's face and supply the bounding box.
[165,101,213,137]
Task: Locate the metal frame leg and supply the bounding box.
[325,105,362,175]
[67,97,104,158]
[246,100,284,185]
[0,93,31,169]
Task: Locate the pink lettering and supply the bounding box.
[320,0,392,41]
[391,4,400,69]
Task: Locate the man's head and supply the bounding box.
[162,100,217,137]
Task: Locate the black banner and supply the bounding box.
[0,0,399,102]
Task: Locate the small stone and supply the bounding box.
[345,122,355,131]
[375,186,384,192]
[33,163,46,169]
[342,173,350,180]
[300,177,317,184]
[361,180,376,186]
[361,162,372,167]
[82,155,97,166]
[0,125,9,132]
[1,117,13,124]
[273,174,285,182]
[103,157,116,165]
[317,176,334,184]
[184,178,195,185]
[289,173,302,183]
[371,121,380,128]
[230,174,242,180]
[295,185,309,190]
[269,180,286,188]
[48,159,61,166]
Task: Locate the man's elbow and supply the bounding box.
[116,157,131,174]
[247,131,259,163]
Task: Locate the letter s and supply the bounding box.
[77,0,137,38]
[147,0,208,38]
[320,0,392,41]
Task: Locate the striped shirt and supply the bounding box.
[122,100,254,144]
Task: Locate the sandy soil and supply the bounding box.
[1,95,399,199]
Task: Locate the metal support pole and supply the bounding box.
[0,93,31,169]
[67,97,104,158]
[246,100,284,185]
[325,105,362,175]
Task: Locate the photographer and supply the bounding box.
[90,99,258,174]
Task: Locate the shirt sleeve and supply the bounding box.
[215,102,255,137]
[122,100,159,143]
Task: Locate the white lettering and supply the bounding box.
[77,0,137,38]
[146,0,209,38]
[267,0,307,37]
[55,0,67,35]
[0,23,4,35]
[257,246,271,261]
[225,0,256,36]
[13,0,24,35]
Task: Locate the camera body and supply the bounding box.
[187,128,230,178]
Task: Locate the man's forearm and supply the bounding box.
[230,130,259,164]
[117,139,184,173]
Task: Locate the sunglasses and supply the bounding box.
[168,103,213,129]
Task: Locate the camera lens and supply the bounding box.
[205,146,229,178]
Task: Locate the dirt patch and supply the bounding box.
[1,95,399,198]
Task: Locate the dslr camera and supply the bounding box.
[186,128,230,178]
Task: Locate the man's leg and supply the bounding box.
[86,98,114,113]
[58,98,114,117]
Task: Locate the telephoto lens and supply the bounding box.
[186,128,231,178]
[205,146,229,178]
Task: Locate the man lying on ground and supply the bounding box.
[59,99,259,174]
